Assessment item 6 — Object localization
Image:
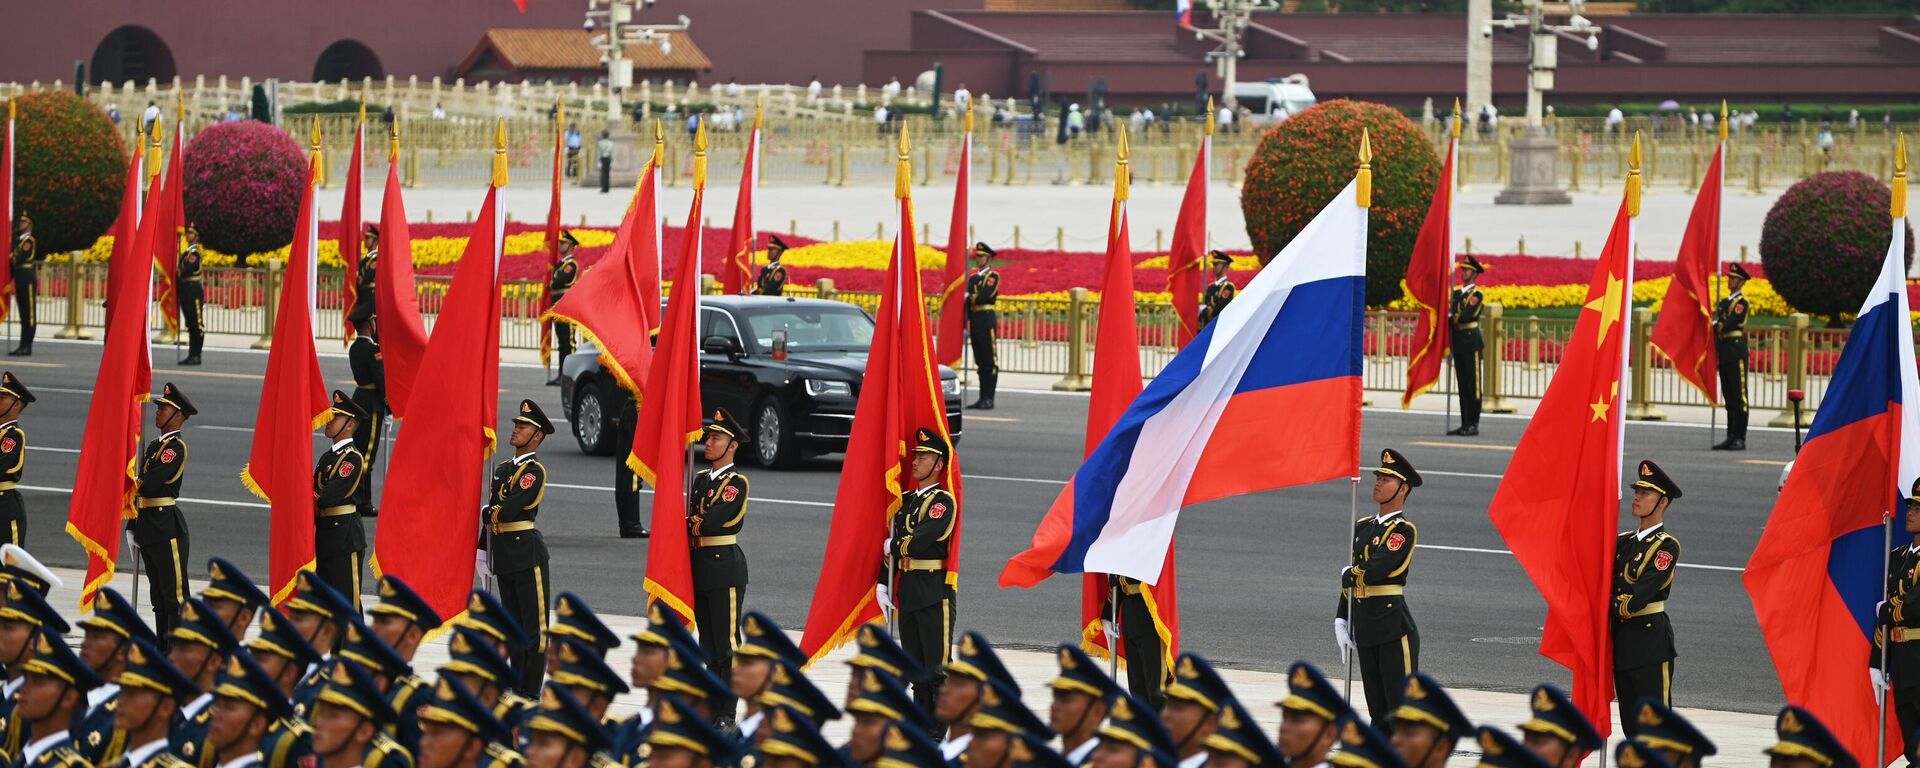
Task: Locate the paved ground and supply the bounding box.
[331,181,1784,261]
[9,335,1795,724]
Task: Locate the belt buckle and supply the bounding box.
[1899,627,1912,643]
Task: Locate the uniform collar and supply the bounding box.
[87,682,120,711]
[3,677,21,696]
[184,692,213,718]
[1634,523,1663,541]
[708,463,734,477]
[1908,543,1920,555]
[332,438,355,452]
[1375,509,1403,523]
[1180,753,1207,768]
[364,248,379,260]
[738,710,765,739]
[1066,738,1098,764]
[0,420,16,431]
[916,481,942,493]
[514,452,537,464]
[160,430,181,441]
[125,738,170,768]
[217,755,261,768]
[23,730,68,764]
[941,733,973,760]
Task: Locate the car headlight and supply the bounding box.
[805,379,853,397]
[942,377,961,397]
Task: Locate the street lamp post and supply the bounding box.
[1191,0,1276,117]
[584,0,689,187]
[1490,0,1599,205]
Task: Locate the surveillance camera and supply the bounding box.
[583,18,594,31]
[643,0,657,6]
[1586,33,1599,50]
[1481,24,1494,37]
[1569,0,1586,11]
[1194,30,1204,41]
[1569,14,1591,29]
[641,28,654,40]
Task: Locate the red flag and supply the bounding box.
[634,127,708,621]
[340,115,366,344]
[372,181,505,623]
[66,148,153,609]
[0,98,14,322]
[512,0,526,10]
[721,108,760,295]
[1402,125,1456,408]
[375,139,429,420]
[1650,144,1723,405]
[1166,124,1208,349]
[800,129,963,663]
[241,157,328,606]
[1077,138,1179,672]
[935,115,971,367]
[539,108,564,367]
[152,117,185,337]
[550,138,664,401]
[1488,165,1639,740]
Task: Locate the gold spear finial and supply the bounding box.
[147,119,164,185]
[693,117,708,189]
[1115,124,1131,203]
[1627,131,1643,218]
[754,94,764,132]
[651,118,665,167]
[1356,128,1373,209]
[389,120,400,158]
[1894,133,1908,220]
[1452,98,1462,141]
[1204,97,1215,137]
[6,98,12,122]
[491,118,508,188]
[965,103,975,135]
[1718,100,1728,144]
[358,92,367,124]
[895,124,912,201]
[176,91,185,124]
[307,117,323,179]
[556,101,564,127]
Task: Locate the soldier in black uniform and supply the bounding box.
[178,224,205,366]
[1335,448,1421,724]
[348,320,385,517]
[688,408,749,721]
[610,393,647,540]
[485,399,555,698]
[965,243,1000,411]
[546,232,580,386]
[137,383,196,640]
[10,213,36,357]
[1711,264,1750,451]
[879,428,959,716]
[0,373,33,547]
[346,224,379,337]
[1449,256,1486,437]
[315,391,370,611]
[753,236,790,296]
[1877,478,1920,765]
[1197,250,1236,329]
[1099,574,1168,710]
[1615,459,1682,732]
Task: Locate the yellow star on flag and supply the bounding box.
[1584,273,1625,348]
[1591,382,1620,422]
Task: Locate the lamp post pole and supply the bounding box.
[1492,0,1599,205]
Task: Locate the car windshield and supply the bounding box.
[743,306,874,352]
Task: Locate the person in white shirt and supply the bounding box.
[204,654,289,768]
[142,101,161,131]
[954,84,972,112]
[807,76,822,104]
[1606,104,1625,136]
[113,637,198,768]
[883,76,902,99]
[432,103,447,120]
[15,628,107,765]
[725,78,740,98]
[1217,104,1234,130]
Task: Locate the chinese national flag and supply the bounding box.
[375,149,429,420]
[800,131,963,663]
[242,157,328,605]
[721,112,760,295]
[1402,131,1456,408]
[340,119,365,344]
[153,121,184,337]
[1488,196,1636,741]
[67,150,153,608]
[935,118,970,367]
[1650,144,1723,405]
[550,142,664,402]
[0,99,14,322]
[539,109,564,367]
[1166,130,1208,349]
[634,149,705,623]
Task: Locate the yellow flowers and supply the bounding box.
[778,240,947,271]
[1135,254,1260,272]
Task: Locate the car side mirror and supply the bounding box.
[702,335,742,357]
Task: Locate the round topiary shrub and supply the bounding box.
[182,120,307,256]
[12,91,128,254]
[1759,170,1913,323]
[1241,99,1441,307]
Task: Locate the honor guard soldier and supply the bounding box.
[877,720,945,768]
[754,236,790,296]
[756,705,839,768]
[689,408,750,717]
[310,662,403,768]
[0,373,33,546]
[879,428,960,716]
[1763,707,1857,768]
[112,637,199,768]
[1336,449,1421,723]
[1099,574,1167,710]
[316,392,370,609]
[73,587,160,759]
[844,623,922,712]
[439,629,519,730]
[1711,264,1750,450]
[456,591,536,694]
[548,594,619,669]
[648,696,737,768]
[10,213,36,357]
[164,599,242,763]
[1616,460,1681,729]
[348,318,386,516]
[369,575,442,756]
[546,232,582,384]
[488,401,556,698]
[1203,699,1285,768]
[415,677,520,768]
[1090,693,1177,768]
[733,611,808,740]
[1517,685,1600,768]
[1448,256,1486,436]
[1161,653,1232,768]
[1472,728,1554,768]
[15,630,106,767]
[1331,715,1409,768]
[1631,700,1715,768]
[0,544,59,601]
[1276,662,1352,768]
[1615,739,1674,768]
[543,637,629,736]
[1880,478,1920,763]
[346,224,380,337]
[1197,251,1236,329]
[1049,644,1120,766]
[200,558,269,639]
[1387,674,1474,768]
[523,686,613,768]
[178,224,206,365]
[964,678,1050,768]
[965,243,1001,410]
[939,632,1021,760]
[138,383,197,639]
[759,659,838,734]
[654,640,732,726]
[0,583,68,759]
[845,670,935,765]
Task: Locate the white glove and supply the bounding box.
[475,549,491,575]
[1873,668,1891,698]
[876,584,892,609]
[1334,618,1354,665]
[883,538,893,557]
[1103,620,1120,640]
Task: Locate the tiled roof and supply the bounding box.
[476,28,712,72]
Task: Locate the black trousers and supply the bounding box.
[179,285,204,357]
[614,412,644,535]
[1118,596,1166,710]
[1895,685,1920,766]
[1451,330,1482,427]
[899,596,955,719]
[497,563,549,697]
[1356,633,1418,724]
[694,584,743,716]
[599,158,612,193]
[554,322,575,368]
[1717,339,1748,440]
[0,490,24,547]
[968,310,997,401]
[132,505,189,642]
[11,270,34,349]
[314,514,366,612]
[351,388,386,514]
[1613,660,1672,737]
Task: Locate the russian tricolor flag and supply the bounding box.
[1176,0,1193,27]
[1003,180,1365,588]
[1747,195,1916,766]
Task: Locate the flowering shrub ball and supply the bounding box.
[1240,99,1440,307]
[12,91,127,253]
[182,121,309,256]
[1759,170,1913,322]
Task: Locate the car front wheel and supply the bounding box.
[754,397,796,468]
[572,380,614,456]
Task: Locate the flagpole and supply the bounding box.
[1344,131,1372,703]
[1879,131,1907,768]
[1710,102,1726,450]
[1108,582,1121,680]
[1444,111,1459,436]
[1608,136,1642,753]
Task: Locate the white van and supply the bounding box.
[1230,74,1317,124]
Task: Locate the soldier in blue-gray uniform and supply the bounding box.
[106,638,197,768]
[163,600,240,764]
